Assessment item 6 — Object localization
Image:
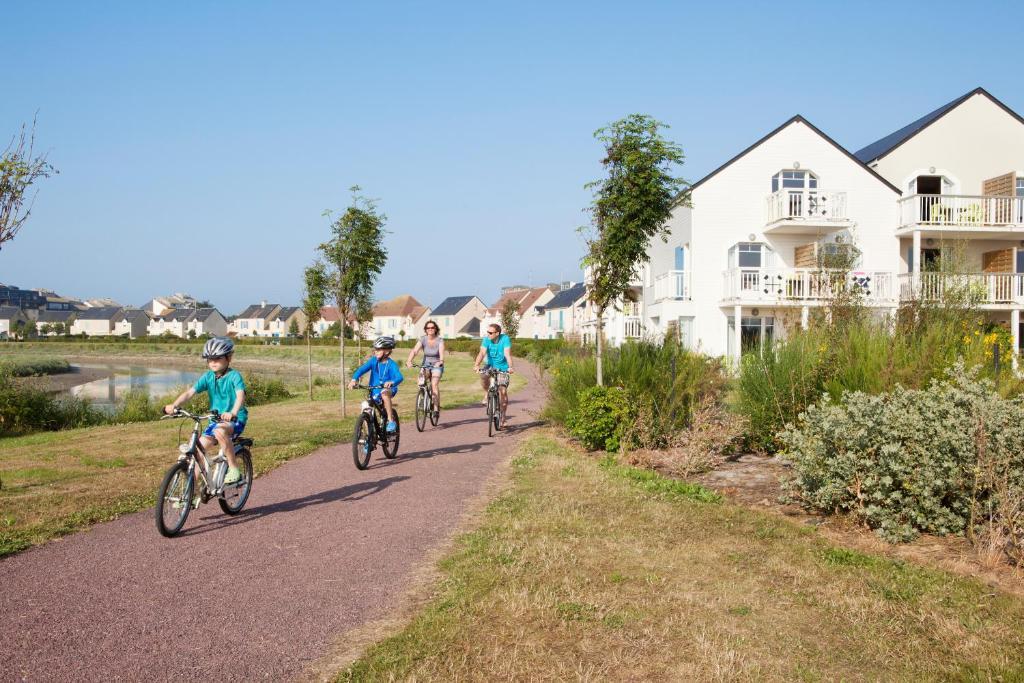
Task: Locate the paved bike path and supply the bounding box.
[0,364,544,682]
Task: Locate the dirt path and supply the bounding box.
[0,364,545,682]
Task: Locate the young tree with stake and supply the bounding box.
[318,186,388,416]
[582,114,689,385]
[301,261,327,400]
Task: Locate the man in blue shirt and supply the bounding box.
[473,323,513,422]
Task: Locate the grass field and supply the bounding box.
[340,432,1024,682]
[0,343,523,557]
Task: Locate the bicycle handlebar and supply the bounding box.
[161,408,220,422]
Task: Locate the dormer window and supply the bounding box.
[772,170,818,193]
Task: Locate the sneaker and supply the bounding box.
[172,493,201,510]
[223,466,241,485]
[191,494,201,509]
[386,420,397,433]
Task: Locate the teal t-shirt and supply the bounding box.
[193,368,248,423]
[481,334,511,371]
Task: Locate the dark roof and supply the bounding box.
[458,317,481,336]
[237,304,279,319]
[853,87,1024,164]
[690,115,901,196]
[544,284,587,310]
[273,306,301,321]
[37,310,77,323]
[0,305,26,320]
[432,296,477,316]
[192,307,221,322]
[158,308,193,322]
[76,306,122,320]
[119,309,150,322]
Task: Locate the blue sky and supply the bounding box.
[4,1,1023,314]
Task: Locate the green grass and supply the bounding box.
[339,432,1024,681]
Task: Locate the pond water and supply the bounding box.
[67,364,201,411]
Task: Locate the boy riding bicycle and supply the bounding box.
[349,336,403,432]
[164,337,247,494]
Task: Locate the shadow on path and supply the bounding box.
[181,475,410,536]
[367,441,492,470]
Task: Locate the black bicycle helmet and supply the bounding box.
[373,335,396,350]
[202,336,235,359]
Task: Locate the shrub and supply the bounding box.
[244,373,291,405]
[0,357,71,377]
[780,362,1024,559]
[566,386,635,452]
[0,374,104,436]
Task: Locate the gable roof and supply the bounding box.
[432,295,478,316]
[37,310,77,323]
[517,287,552,312]
[853,87,1024,164]
[544,284,587,310]
[690,115,901,195]
[0,306,27,321]
[192,308,221,322]
[76,306,122,321]
[458,317,481,336]
[236,304,280,320]
[119,309,150,323]
[273,306,301,322]
[372,294,424,318]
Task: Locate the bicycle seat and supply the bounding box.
[234,437,254,447]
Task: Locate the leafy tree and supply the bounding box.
[187,329,197,340]
[500,298,521,338]
[301,261,328,400]
[39,322,52,336]
[582,114,689,385]
[318,186,388,415]
[323,321,341,339]
[12,319,26,340]
[288,319,300,337]
[52,321,65,336]
[1,118,57,250]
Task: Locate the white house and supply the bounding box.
[538,284,588,340]
[0,306,31,339]
[370,295,430,340]
[148,309,192,337]
[429,296,488,339]
[230,303,281,337]
[266,307,306,338]
[639,87,1024,361]
[35,309,77,336]
[480,286,558,339]
[70,307,123,336]
[187,308,228,338]
[146,293,197,317]
[114,309,151,338]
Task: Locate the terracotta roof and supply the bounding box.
[319,306,341,322]
[372,295,424,318]
[517,287,552,312]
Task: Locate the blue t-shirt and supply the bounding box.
[481,333,511,371]
[193,368,248,423]
[351,356,405,388]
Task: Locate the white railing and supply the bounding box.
[722,268,895,303]
[899,194,1024,229]
[653,270,691,301]
[765,190,848,224]
[898,272,1024,304]
[623,316,643,339]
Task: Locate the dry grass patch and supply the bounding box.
[340,432,1024,682]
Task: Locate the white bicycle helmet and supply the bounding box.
[202,336,235,359]
[373,335,396,350]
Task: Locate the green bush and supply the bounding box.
[0,357,71,377]
[780,362,1024,552]
[243,373,291,405]
[0,374,105,436]
[566,386,635,451]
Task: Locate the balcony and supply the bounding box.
[764,190,850,234]
[653,270,691,302]
[898,272,1024,306]
[623,316,643,339]
[898,194,1024,235]
[722,268,895,304]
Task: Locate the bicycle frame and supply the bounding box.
[163,408,245,496]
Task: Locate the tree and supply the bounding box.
[1,119,57,250]
[39,322,52,336]
[301,261,328,400]
[318,186,388,416]
[187,329,197,340]
[582,114,689,385]
[500,298,521,339]
[12,319,26,340]
[288,319,300,337]
[52,321,65,336]
[354,297,373,356]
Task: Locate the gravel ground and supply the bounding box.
[0,364,543,682]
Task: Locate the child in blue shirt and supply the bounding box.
[348,335,404,432]
[165,336,247,492]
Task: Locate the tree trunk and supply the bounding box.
[340,326,347,417]
[307,333,313,401]
[595,308,605,387]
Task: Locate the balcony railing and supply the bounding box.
[722,268,895,303]
[765,190,848,224]
[653,270,691,302]
[623,316,643,339]
[898,272,1024,304]
[899,194,1024,229]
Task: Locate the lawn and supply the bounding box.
[0,343,524,557]
[340,432,1024,682]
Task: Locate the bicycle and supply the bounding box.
[155,408,254,537]
[352,383,401,470]
[478,367,511,437]
[412,363,441,432]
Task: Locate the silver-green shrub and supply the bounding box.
[780,362,1024,554]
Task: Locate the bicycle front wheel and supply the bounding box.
[488,393,499,437]
[415,388,427,432]
[382,413,400,459]
[353,413,373,470]
[156,461,193,538]
[218,448,253,515]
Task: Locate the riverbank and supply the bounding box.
[14,365,112,393]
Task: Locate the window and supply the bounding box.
[772,170,817,192]
[674,246,685,271]
[388,318,397,329]
[730,242,763,268]
[727,316,774,356]
[678,316,695,349]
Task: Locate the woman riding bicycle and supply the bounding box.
[406,319,445,418]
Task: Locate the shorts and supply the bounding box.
[204,420,246,439]
[371,386,398,403]
[418,364,443,381]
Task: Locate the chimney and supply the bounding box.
[260,300,267,307]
